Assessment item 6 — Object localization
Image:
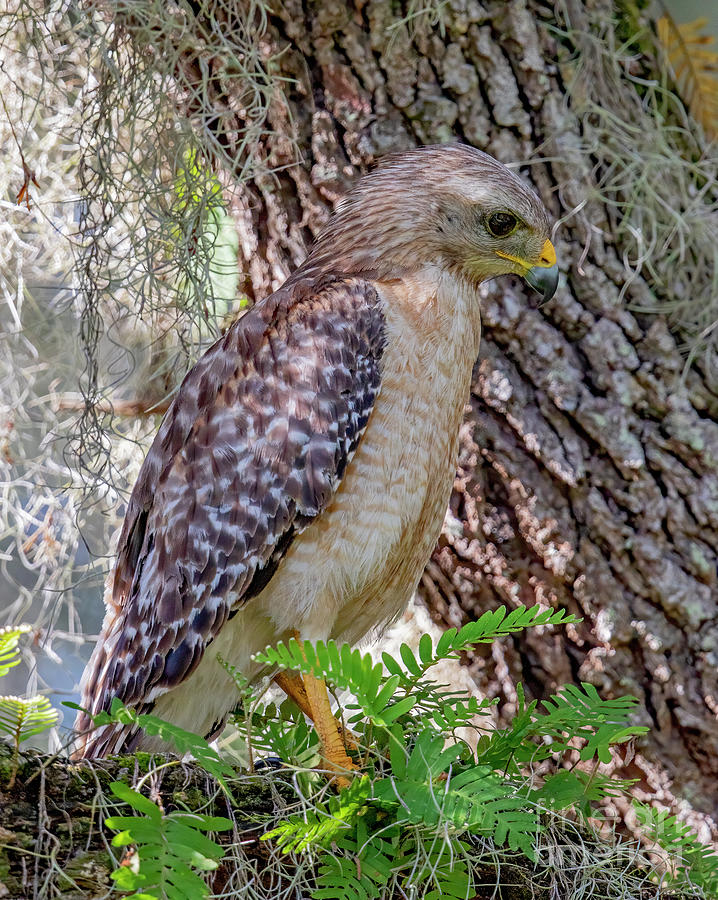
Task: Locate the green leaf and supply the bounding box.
[531,770,589,809]
[166,860,212,894]
[406,731,461,781]
[164,822,225,860]
[105,810,161,835]
[0,695,59,743]
[263,776,372,854]
[435,627,458,658]
[174,813,233,832]
[109,782,162,821]
[375,695,416,724]
[635,801,718,895]
[107,828,137,847]
[104,780,228,899]
[370,675,401,716]
[493,807,538,859]
[381,651,404,677]
[0,625,30,678]
[418,633,434,665]
[106,819,161,845]
[111,866,145,889]
[399,642,422,676]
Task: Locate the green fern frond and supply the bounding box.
[264,716,319,769]
[531,769,638,816]
[254,619,643,876]
[313,853,381,900]
[352,818,397,883]
[255,607,579,731]
[0,694,59,743]
[538,683,649,762]
[254,638,415,725]
[404,837,472,900]
[635,802,718,895]
[387,729,459,782]
[0,693,59,790]
[263,775,373,853]
[105,781,232,900]
[255,638,380,696]
[0,624,31,678]
[421,693,494,733]
[478,683,648,769]
[217,654,253,699]
[375,732,539,861]
[384,606,579,685]
[423,862,471,900]
[312,812,399,900]
[387,682,496,736]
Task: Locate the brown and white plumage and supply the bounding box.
[74,144,557,758]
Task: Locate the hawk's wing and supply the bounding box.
[75,275,385,753]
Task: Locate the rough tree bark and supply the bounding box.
[181,0,717,833]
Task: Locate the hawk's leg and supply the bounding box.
[302,670,355,785]
[274,669,359,758]
[273,670,314,719]
[273,657,356,785]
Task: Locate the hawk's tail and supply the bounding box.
[71,717,141,760]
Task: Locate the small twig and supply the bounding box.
[0,89,39,210]
[16,159,40,210]
[53,394,171,417]
[34,766,50,900]
[7,719,21,791]
[134,758,180,796]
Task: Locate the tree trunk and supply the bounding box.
[196,0,718,835]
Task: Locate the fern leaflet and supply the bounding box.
[635,802,718,896]
[105,781,232,900]
[0,625,31,678]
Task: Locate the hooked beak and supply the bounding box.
[524,262,559,305]
[496,238,559,306]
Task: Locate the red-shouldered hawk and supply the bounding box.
[73,144,558,776]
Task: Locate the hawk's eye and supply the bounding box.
[487,212,518,238]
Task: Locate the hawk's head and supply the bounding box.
[306,143,558,304]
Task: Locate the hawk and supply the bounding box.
[73,144,558,775]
